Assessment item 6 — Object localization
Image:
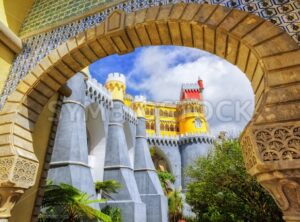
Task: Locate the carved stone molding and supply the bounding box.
[257,171,300,222]
[240,121,300,176]
[254,125,300,162]
[0,187,24,218]
[0,156,38,189]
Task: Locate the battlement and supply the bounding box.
[147,133,214,146]
[86,78,113,109]
[106,72,126,84]
[123,105,137,124]
[181,83,200,91]
[125,94,133,101]
[134,95,146,103]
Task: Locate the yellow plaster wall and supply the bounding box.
[0,0,35,35]
[9,94,58,222]
[0,0,35,93]
[178,113,209,135]
[0,41,14,93]
[105,80,125,102]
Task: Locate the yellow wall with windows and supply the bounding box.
[10,94,58,222]
[144,102,209,136]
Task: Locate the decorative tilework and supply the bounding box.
[0,0,299,109]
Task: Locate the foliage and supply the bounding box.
[168,189,184,222]
[185,139,283,222]
[95,180,122,196]
[102,206,122,222]
[157,170,175,194]
[149,147,156,157]
[39,181,111,222]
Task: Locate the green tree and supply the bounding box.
[95,180,123,221]
[168,189,184,222]
[157,170,175,194]
[95,180,122,198]
[102,206,122,222]
[39,181,111,222]
[185,139,283,222]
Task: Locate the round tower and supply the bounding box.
[124,94,133,107]
[105,72,126,102]
[132,95,147,118]
[177,100,209,135]
[177,80,209,135]
[177,80,213,192]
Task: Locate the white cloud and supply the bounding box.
[127,46,254,137]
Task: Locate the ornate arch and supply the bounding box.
[0,3,299,220]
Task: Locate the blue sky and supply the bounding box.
[89,46,254,136]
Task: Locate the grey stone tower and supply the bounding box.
[180,136,213,189]
[134,117,168,222]
[48,73,98,205]
[102,101,146,222]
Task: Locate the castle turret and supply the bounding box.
[132,96,147,118]
[103,74,147,222]
[178,80,209,135]
[133,95,168,222]
[177,80,213,192]
[105,72,126,102]
[124,94,133,107]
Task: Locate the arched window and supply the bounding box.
[151,122,155,130]
[160,109,163,116]
[164,110,168,117]
[160,123,165,131]
[146,121,150,129]
[170,124,174,131]
[146,108,150,115]
[165,124,170,131]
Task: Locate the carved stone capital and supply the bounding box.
[240,122,300,176]
[0,155,38,218]
[0,156,38,189]
[257,171,300,222]
[0,187,24,218]
[241,121,300,221]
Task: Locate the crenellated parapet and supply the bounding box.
[178,134,214,145]
[105,73,126,102]
[123,105,137,124]
[132,96,147,118]
[147,134,214,147]
[85,78,113,109]
[147,135,179,147]
[124,94,133,107]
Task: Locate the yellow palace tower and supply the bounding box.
[177,79,209,135]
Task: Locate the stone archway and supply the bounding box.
[0,3,299,221]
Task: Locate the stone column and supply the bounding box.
[48,73,98,206]
[134,117,168,222]
[102,101,146,222]
[240,123,300,222]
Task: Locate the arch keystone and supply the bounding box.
[105,10,126,34]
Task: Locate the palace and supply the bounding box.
[45,69,213,221]
[1,1,299,221]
